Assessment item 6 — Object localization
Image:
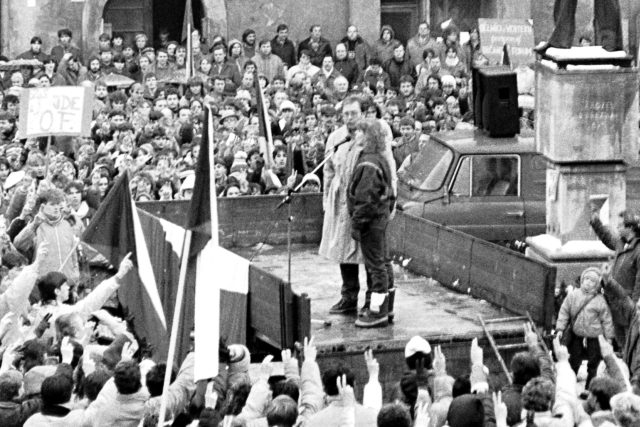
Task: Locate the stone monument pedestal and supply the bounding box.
[525,54,638,288]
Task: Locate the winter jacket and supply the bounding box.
[298,37,333,68]
[502,341,555,426]
[0,264,38,319]
[251,53,285,82]
[0,398,42,427]
[513,359,577,427]
[372,25,400,65]
[604,276,640,390]
[271,37,297,67]
[50,45,83,65]
[14,215,81,285]
[556,287,615,339]
[347,150,393,230]
[406,35,441,69]
[211,62,242,88]
[305,400,377,427]
[29,276,120,342]
[143,352,196,420]
[23,405,84,427]
[384,57,415,90]
[359,67,391,92]
[340,36,371,71]
[334,58,359,86]
[591,216,640,327]
[56,57,87,86]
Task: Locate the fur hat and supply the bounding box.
[405,336,431,358]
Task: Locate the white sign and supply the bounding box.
[19,86,93,138]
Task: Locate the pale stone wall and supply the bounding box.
[0,0,636,60]
[2,0,84,59]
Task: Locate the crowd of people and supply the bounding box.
[0,13,634,427]
[0,19,500,207]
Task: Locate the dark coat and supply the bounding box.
[298,37,333,67]
[384,57,415,90]
[211,62,242,89]
[340,35,371,71]
[271,37,297,67]
[359,68,391,92]
[347,150,393,230]
[604,275,640,390]
[591,216,640,327]
[334,58,359,86]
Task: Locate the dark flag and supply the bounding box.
[82,173,167,359]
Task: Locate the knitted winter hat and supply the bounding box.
[581,267,601,284]
[405,336,431,358]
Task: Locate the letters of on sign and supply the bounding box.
[478,19,535,67]
[18,86,93,138]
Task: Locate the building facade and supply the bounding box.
[1,0,638,60]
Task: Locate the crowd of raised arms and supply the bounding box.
[0,20,628,427]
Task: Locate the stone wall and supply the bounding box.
[1,0,84,59]
[0,0,637,60]
[225,0,361,48]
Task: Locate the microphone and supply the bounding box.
[333,135,352,151]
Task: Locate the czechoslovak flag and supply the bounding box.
[82,172,167,358]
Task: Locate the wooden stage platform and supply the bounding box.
[234,244,527,396]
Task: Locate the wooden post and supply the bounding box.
[158,229,192,427]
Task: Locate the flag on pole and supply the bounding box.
[184,106,220,380]
[177,107,250,380]
[181,0,194,42]
[82,173,167,358]
[254,70,275,170]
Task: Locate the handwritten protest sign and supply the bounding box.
[18,86,93,138]
[478,19,535,67]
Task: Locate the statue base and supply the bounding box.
[525,234,613,290]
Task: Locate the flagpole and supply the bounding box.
[158,229,192,427]
[186,23,192,80]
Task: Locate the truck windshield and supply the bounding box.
[398,139,454,191]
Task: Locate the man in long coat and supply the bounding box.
[320,97,397,317]
[591,209,640,347]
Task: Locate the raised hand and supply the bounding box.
[553,336,569,362]
[337,374,355,407]
[524,322,538,348]
[303,336,317,363]
[433,345,446,376]
[116,252,134,281]
[470,338,483,366]
[60,337,74,364]
[493,391,508,427]
[258,354,274,382]
[413,401,431,427]
[121,340,136,362]
[364,348,379,381]
[33,242,50,269]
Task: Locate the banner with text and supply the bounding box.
[478,19,535,67]
[18,86,93,138]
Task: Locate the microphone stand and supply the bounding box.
[277,138,347,285]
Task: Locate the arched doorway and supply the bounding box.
[103,0,205,45]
